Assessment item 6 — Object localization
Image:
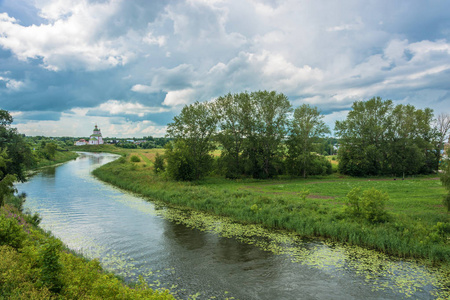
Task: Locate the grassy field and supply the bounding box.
[91,148,449,264]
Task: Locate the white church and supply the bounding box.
[89,124,104,145]
[74,124,104,146]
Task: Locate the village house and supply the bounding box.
[74,139,87,146]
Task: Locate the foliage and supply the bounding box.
[440,154,450,211]
[166,102,217,180]
[286,104,330,177]
[38,239,63,293]
[153,152,165,174]
[42,142,58,159]
[346,187,389,223]
[0,212,26,249]
[130,155,141,162]
[164,140,197,181]
[212,92,253,178]
[335,97,438,177]
[0,109,34,187]
[117,142,138,149]
[243,91,292,178]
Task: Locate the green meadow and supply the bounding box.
[91,147,450,264]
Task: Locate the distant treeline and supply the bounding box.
[162,91,448,181]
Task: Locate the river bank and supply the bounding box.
[91,147,450,265]
[28,149,79,170]
[0,203,174,299]
[1,150,176,299]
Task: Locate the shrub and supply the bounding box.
[39,239,63,293]
[0,213,26,249]
[346,187,389,223]
[153,153,165,174]
[130,155,141,163]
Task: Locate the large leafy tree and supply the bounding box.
[212,92,253,178]
[335,97,438,177]
[0,109,33,205]
[166,102,217,180]
[286,104,330,178]
[335,97,393,176]
[243,91,292,178]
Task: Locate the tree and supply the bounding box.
[435,113,450,169]
[153,152,165,174]
[43,142,58,159]
[0,149,16,207]
[286,104,330,178]
[166,102,217,180]
[335,97,392,176]
[242,91,292,178]
[441,143,450,211]
[212,92,253,178]
[0,109,33,205]
[335,97,438,177]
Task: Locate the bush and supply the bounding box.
[130,155,141,163]
[39,239,63,293]
[153,153,165,174]
[346,187,389,223]
[0,213,26,249]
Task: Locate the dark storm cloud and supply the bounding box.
[13,111,61,123]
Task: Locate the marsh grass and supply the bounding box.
[92,149,450,263]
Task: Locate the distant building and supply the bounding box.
[88,125,104,145]
[74,139,87,146]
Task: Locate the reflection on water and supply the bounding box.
[17,152,449,300]
[40,166,56,177]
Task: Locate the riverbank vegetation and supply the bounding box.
[0,198,174,299]
[93,148,450,264]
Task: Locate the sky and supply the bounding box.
[0,0,449,138]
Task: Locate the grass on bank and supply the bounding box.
[30,150,79,170]
[93,148,450,264]
[0,201,175,300]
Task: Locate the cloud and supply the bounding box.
[131,84,154,94]
[0,0,449,137]
[0,75,25,91]
[0,1,135,71]
[87,100,169,117]
[162,89,196,107]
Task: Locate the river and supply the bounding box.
[16,152,449,299]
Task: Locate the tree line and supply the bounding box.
[163,92,449,181]
[164,91,332,180]
[336,97,447,177]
